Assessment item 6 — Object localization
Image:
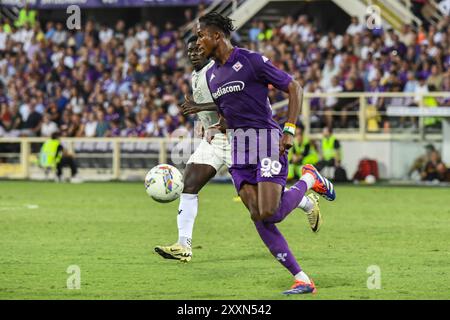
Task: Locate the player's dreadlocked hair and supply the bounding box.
[198,12,236,37]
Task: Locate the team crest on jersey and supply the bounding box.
[232,61,243,72]
[210,73,215,82]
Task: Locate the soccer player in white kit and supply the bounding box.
[154,36,232,262]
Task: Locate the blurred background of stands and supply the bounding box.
[0,0,449,183]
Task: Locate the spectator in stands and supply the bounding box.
[67,113,83,137]
[423,85,442,127]
[346,16,364,36]
[15,4,37,28]
[2,18,12,34]
[40,113,58,137]
[95,109,109,137]
[0,26,7,52]
[122,116,138,137]
[21,99,42,136]
[316,126,341,172]
[336,78,359,128]
[51,22,67,45]
[257,21,272,42]
[248,20,261,44]
[5,104,22,135]
[99,23,114,44]
[0,101,10,128]
[414,75,430,105]
[80,112,98,138]
[0,9,448,140]
[109,120,121,137]
[280,16,296,39]
[427,64,444,89]
[324,76,343,128]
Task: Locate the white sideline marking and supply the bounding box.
[0,207,20,211]
[0,204,39,211]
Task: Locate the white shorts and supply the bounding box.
[187,134,232,172]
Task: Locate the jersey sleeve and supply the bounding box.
[247,52,293,92]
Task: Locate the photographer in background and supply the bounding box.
[39,131,79,182]
[409,144,435,180]
[421,149,449,182]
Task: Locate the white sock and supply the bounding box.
[177,193,198,248]
[294,271,311,284]
[298,195,314,213]
[300,173,315,190]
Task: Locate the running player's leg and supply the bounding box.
[154,163,216,262]
[238,183,259,221]
[254,165,316,293]
[258,153,334,224]
[177,163,216,247]
[254,220,303,277]
[258,180,307,223]
[238,183,303,277]
[267,180,321,232]
[155,139,221,262]
[256,153,309,223]
[232,167,315,294]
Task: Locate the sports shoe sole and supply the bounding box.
[154,247,192,262]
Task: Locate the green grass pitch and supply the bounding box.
[0,181,449,299]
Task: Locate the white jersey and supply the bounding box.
[187,60,232,170]
[191,60,218,129]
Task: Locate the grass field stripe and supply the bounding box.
[1,181,448,299]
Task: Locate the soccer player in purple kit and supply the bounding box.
[196,12,336,295]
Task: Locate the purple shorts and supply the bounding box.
[228,128,288,192]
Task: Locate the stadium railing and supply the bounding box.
[272,91,450,141]
[1,92,449,181]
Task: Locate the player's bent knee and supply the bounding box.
[258,206,278,221]
[249,210,261,222]
[182,185,200,194]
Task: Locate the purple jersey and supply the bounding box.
[206,47,293,130]
[206,48,293,191]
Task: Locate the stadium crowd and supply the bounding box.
[0,8,449,139]
[252,14,450,129]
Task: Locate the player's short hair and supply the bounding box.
[199,12,236,37]
[187,35,198,45]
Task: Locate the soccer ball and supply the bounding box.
[365,174,376,184]
[145,164,184,203]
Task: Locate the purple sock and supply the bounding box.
[264,180,307,224]
[254,220,302,276]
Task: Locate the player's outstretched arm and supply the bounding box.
[280,79,303,155]
[181,95,218,115]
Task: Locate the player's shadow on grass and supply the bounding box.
[197,252,268,264]
[308,273,355,289]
